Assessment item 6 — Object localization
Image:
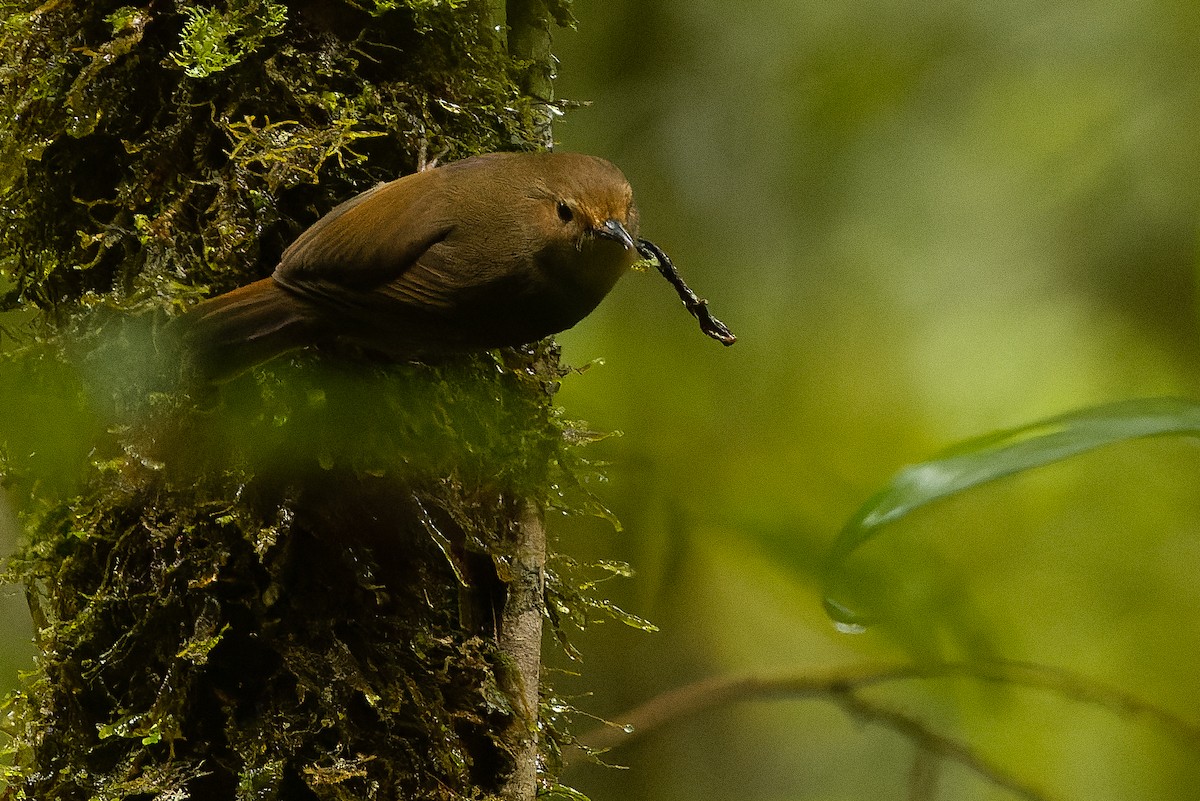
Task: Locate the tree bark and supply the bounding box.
[0,2,572,799]
[507,0,557,148]
[496,498,548,801]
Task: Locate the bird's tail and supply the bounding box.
[178,277,319,384]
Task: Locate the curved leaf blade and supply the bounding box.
[823,397,1200,626]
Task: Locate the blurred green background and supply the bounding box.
[545,0,1200,798]
[5,0,1200,798]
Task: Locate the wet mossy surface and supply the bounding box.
[0,0,558,314]
[3,346,573,800]
[0,1,614,798]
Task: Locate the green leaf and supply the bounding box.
[823,397,1200,627]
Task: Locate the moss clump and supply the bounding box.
[2,343,571,800]
[0,0,605,798]
[0,0,556,317]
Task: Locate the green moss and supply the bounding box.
[0,0,559,315]
[0,342,581,798]
[173,1,288,78]
[0,0,627,798]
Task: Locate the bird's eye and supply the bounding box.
[556,201,574,223]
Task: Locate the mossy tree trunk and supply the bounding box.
[0,1,581,799]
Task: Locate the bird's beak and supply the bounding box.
[594,218,636,251]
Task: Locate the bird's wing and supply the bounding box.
[371,258,463,311]
[273,168,456,296]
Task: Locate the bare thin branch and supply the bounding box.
[574,659,1199,801]
[907,747,941,801]
[497,499,547,801]
[834,688,1059,801]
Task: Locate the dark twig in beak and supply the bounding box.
[636,238,737,346]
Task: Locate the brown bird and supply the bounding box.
[181,150,735,383]
[180,151,641,382]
